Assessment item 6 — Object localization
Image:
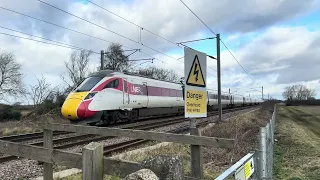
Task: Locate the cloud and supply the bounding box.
[0,0,320,103]
[227,26,320,85]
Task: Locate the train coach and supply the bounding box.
[61,70,262,125]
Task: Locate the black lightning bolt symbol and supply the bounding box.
[194,63,199,82]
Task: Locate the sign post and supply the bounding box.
[184,47,207,179]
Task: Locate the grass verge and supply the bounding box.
[117,104,273,179]
[273,106,320,180]
[58,104,274,180]
[0,126,40,136]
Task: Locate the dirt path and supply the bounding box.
[274,105,320,180]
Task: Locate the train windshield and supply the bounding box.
[74,77,102,92]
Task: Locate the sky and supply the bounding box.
[1,0,320,104]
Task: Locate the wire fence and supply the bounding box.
[216,104,276,180]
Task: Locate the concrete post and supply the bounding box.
[82,142,103,180]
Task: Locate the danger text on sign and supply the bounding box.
[185,90,207,114]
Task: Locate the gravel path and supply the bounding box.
[0,106,259,180]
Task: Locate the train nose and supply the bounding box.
[61,92,88,120]
[61,98,83,120]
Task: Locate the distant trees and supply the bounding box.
[28,75,56,106]
[61,50,93,90]
[0,51,24,101]
[101,43,180,82]
[137,66,179,82]
[102,43,130,72]
[282,84,316,101]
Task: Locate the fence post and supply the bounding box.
[266,123,270,179]
[270,106,276,179]
[190,119,203,179]
[259,126,267,179]
[82,142,103,180]
[269,121,273,179]
[43,128,53,180]
[251,152,259,180]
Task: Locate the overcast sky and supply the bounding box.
[1,0,320,104]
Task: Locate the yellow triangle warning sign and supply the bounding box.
[186,55,206,87]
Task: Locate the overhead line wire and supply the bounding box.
[178,0,260,86]
[0,26,99,53]
[0,6,183,74]
[86,0,179,46]
[0,32,99,53]
[86,0,218,76]
[0,6,127,47]
[36,0,217,78]
[37,0,139,44]
[0,6,157,62]
[36,1,186,63]
[178,0,216,35]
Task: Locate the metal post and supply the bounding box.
[190,118,203,179]
[262,86,264,100]
[217,33,222,123]
[268,93,269,100]
[259,127,267,179]
[266,123,270,178]
[100,50,104,70]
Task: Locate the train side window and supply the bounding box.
[105,79,119,89]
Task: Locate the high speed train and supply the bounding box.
[61,70,263,125]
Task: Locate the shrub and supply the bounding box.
[0,105,22,121]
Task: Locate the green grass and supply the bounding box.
[273,106,320,180]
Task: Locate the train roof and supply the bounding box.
[88,69,117,77]
[88,69,183,85]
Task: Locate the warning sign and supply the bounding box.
[244,158,254,179]
[186,55,206,87]
[235,157,255,180]
[184,47,207,118]
[185,90,207,115]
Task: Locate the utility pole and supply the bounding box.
[217,33,222,123]
[100,50,104,70]
[262,86,264,100]
[268,93,269,100]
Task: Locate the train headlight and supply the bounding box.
[84,92,97,100]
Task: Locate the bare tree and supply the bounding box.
[137,66,180,82]
[103,43,130,71]
[28,75,56,106]
[0,51,24,101]
[61,50,93,89]
[282,84,316,101]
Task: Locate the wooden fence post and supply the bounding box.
[82,142,103,180]
[190,119,203,179]
[43,128,53,180]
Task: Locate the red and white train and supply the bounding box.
[61,70,263,125]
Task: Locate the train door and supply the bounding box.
[142,82,149,107]
[123,78,129,106]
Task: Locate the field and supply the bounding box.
[274,105,320,180]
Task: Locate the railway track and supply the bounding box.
[101,108,235,156]
[0,105,259,163]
